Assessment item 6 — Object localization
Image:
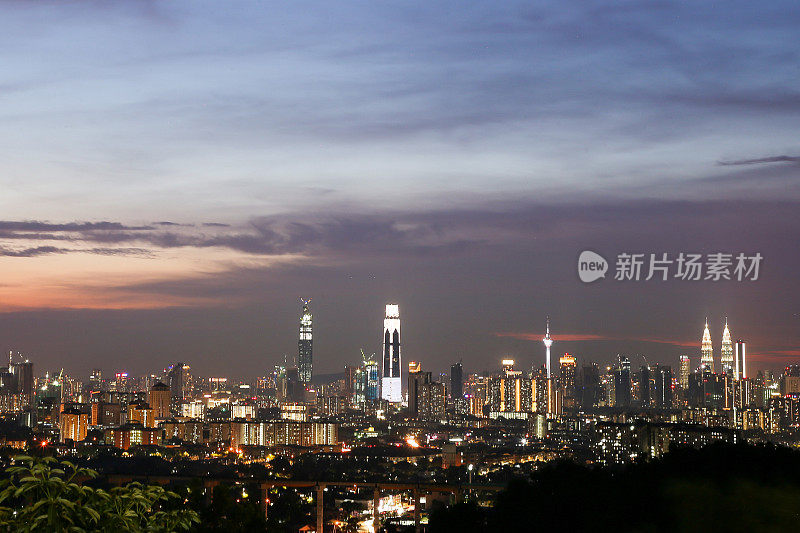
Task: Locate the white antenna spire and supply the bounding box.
[542,316,553,378]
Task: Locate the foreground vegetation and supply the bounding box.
[430,442,800,532]
[3,443,800,532]
[0,456,198,532]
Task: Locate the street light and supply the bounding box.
[467,463,474,485]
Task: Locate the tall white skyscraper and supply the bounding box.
[720,318,734,375]
[701,319,714,372]
[735,340,747,380]
[298,299,313,384]
[381,304,402,402]
[543,317,553,378]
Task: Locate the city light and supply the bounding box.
[0,2,793,531]
[405,436,420,448]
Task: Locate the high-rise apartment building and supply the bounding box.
[89,368,102,391]
[639,366,652,408]
[450,361,463,400]
[417,380,446,421]
[407,361,426,416]
[285,367,302,402]
[11,361,33,405]
[532,367,549,414]
[464,374,488,417]
[560,353,576,410]
[579,363,601,410]
[781,365,800,396]
[166,363,191,416]
[167,363,190,399]
[614,358,632,408]
[343,365,357,399]
[488,359,532,417]
[148,381,171,419]
[60,409,88,443]
[406,362,446,420]
[128,401,155,428]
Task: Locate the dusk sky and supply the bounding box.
[1,1,798,379]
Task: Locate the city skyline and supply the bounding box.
[1,310,771,382]
[2,3,799,532]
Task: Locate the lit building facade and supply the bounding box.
[281,402,308,421]
[488,359,532,418]
[593,422,739,465]
[701,320,714,372]
[560,353,576,410]
[105,423,161,450]
[91,402,122,426]
[464,374,488,417]
[407,362,425,416]
[127,402,155,428]
[407,362,446,420]
[721,320,734,375]
[781,365,800,397]
[148,381,171,419]
[679,355,691,390]
[352,350,380,407]
[181,400,206,419]
[230,420,339,448]
[735,340,747,380]
[298,299,313,384]
[381,304,402,403]
[167,363,191,414]
[231,403,256,419]
[60,409,88,443]
[10,361,33,408]
[417,381,446,421]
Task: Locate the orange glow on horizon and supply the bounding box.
[0,246,305,311]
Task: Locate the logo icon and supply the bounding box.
[578,251,608,283]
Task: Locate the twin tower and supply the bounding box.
[298,301,402,403]
[701,318,747,379]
